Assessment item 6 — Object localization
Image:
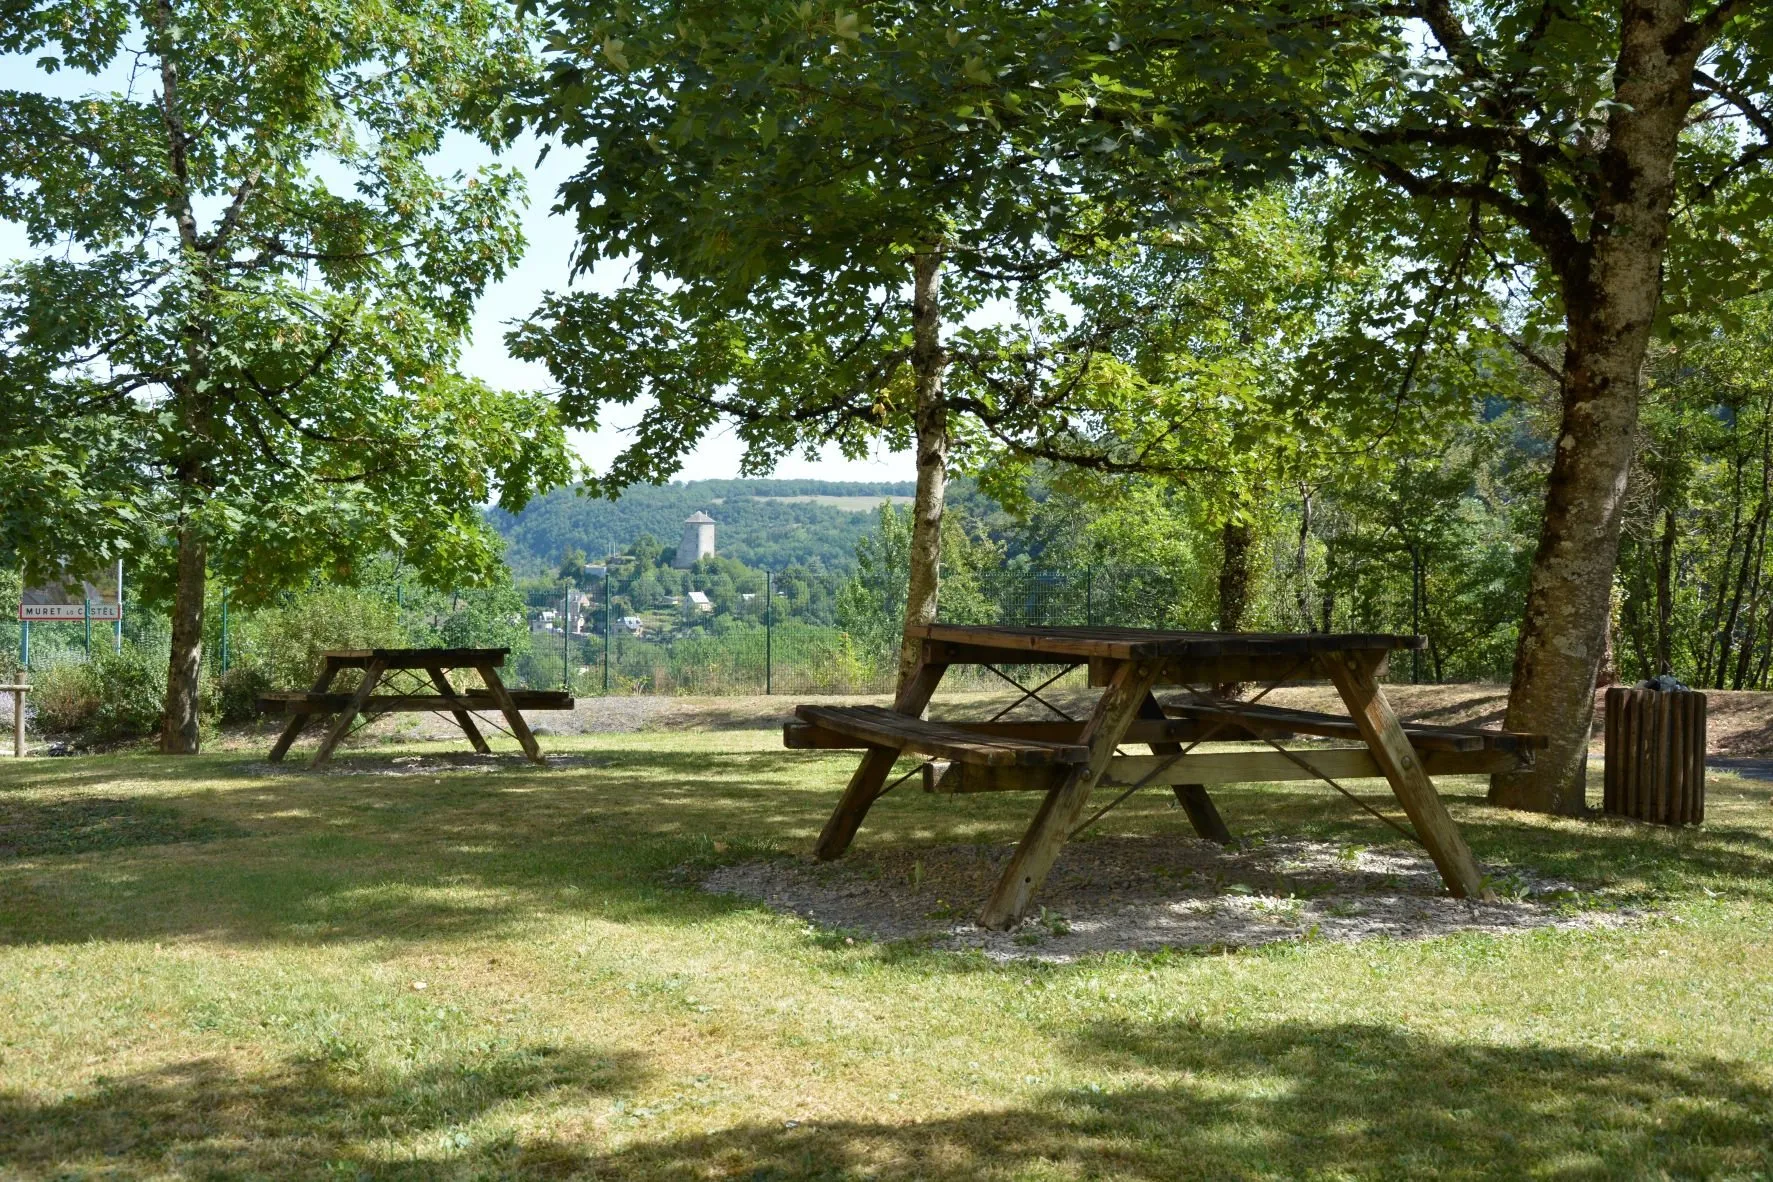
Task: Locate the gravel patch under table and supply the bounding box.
[705,834,1632,962]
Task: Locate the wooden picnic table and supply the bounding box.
[256,647,572,767]
[785,624,1545,929]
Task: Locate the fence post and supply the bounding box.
[115,560,124,653]
[563,588,572,691]
[220,589,229,674]
[84,597,92,658]
[765,569,773,695]
[603,568,611,694]
[1085,569,1094,627]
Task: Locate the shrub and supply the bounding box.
[30,660,101,735]
[214,664,272,725]
[235,586,405,690]
[31,644,168,742]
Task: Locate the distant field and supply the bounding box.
[715,494,914,511]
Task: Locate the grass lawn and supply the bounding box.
[2,729,1772,1179]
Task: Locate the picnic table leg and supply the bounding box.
[477,665,543,763]
[311,658,386,767]
[1138,693,1232,844]
[813,658,949,861]
[1323,651,1493,901]
[268,658,340,762]
[979,660,1159,930]
[427,667,491,754]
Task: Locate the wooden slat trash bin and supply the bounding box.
[1604,683,1706,825]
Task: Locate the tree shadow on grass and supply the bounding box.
[531,1022,1771,1181]
[0,745,890,948]
[0,1044,645,1180]
[0,738,1086,947]
[0,796,242,858]
[5,1022,1765,1179]
[3,746,1771,951]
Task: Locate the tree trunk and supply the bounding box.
[1214,517,1254,697]
[1594,592,1616,690]
[1217,518,1253,633]
[1716,507,1763,688]
[1409,544,1423,684]
[1293,487,1314,630]
[161,525,206,753]
[1493,6,1696,814]
[1654,505,1675,674]
[1319,544,1336,633]
[897,250,948,694]
[1699,457,1746,686]
[1731,416,1773,687]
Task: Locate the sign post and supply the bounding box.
[18,562,123,669]
[20,564,123,625]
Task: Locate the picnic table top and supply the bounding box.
[912,624,1424,662]
[318,647,511,668]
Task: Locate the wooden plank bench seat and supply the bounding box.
[790,699,1546,797]
[1162,700,1546,753]
[784,714,1276,751]
[793,705,1089,766]
[258,689,574,715]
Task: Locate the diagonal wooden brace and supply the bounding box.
[978,659,1159,930]
[311,658,385,767]
[1322,651,1492,900]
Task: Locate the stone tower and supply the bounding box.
[674,511,716,569]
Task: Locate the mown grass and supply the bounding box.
[2,728,1772,1179]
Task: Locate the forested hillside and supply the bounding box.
[489,480,917,573]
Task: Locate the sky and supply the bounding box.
[452,140,915,485]
[0,53,916,487]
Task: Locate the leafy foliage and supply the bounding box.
[1,0,578,748]
[836,503,1000,661]
[32,642,171,741]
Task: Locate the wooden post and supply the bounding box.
[311,658,386,767]
[1323,651,1491,900]
[978,659,1160,930]
[813,655,948,860]
[268,657,340,762]
[477,664,543,763]
[5,685,26,757]
[428,667,491,754]
[1138,692,1231,844]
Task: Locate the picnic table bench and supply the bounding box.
[257,647,572,767]
[786,624,1545,929]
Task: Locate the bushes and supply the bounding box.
[214,664,272,725]
[28,581,510,741]
[32,644,168,742]
[30,660,101,736]
[232,586,405,690]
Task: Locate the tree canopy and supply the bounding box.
[0,0,574,749]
